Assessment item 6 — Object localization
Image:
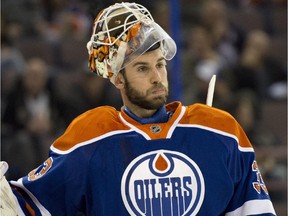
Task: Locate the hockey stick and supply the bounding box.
[206,75,216,107]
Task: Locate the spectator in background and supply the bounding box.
[232,29,287,101]
[152,0,171,33]
[199,0,245,67]
[230,29,287,147]
[52,72,122,127]
[74,73,122,113]
[230,90,259,141]
[181,25,234,111]
[40,3,91,43]
[1,0,46,38]
[2,58,63,179]
[1,34,26,116]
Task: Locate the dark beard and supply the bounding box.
[123,75,168,110]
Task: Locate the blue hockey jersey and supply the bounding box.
[10,102,276,215]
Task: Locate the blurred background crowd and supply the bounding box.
[1,0,287,214]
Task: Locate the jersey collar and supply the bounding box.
[119,101,186,139]
[122,105,173,124]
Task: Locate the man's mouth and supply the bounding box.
[152,87,166,95]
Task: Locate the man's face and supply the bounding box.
[121,48,169,110]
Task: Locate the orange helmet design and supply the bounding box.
[87,2,177,83]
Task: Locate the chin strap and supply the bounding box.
[0,161,18,215]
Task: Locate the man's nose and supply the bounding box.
[150,68,161,83]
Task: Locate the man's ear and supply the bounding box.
[114,73,125,90]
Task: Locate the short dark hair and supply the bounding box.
[118,41,161,75]
[147,42,160,52]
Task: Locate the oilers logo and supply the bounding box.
[121,150,205,216]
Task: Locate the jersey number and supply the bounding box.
[252,160,268,195]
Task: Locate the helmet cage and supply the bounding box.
[87,2,177,83]
[92,3,153,46]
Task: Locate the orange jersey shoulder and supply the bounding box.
[52,106,129,151]
[180,103,253,149]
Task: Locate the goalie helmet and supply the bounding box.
[86,2,177,83]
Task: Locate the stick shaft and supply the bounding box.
[206,75,216,106]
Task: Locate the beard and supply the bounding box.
[123,76,169,110]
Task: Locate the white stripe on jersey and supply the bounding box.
[177,124,254,152]
[15,195,26,216]
[50,129,134,154]
[166,106,186,138]
[10,179,52,216]
[119,113,151,140]
[225,199,276,216]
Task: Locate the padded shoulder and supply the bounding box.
[52,106,130,151]
[180,103,252,149]
[183,103,235,128]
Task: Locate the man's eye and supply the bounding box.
[156,62,166,69]
[137,66,148,72]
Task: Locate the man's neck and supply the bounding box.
[123,102,157,118]
[123,105,171,124]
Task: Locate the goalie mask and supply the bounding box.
[86,2,177,83]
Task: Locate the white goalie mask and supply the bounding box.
[86,2,177,83]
